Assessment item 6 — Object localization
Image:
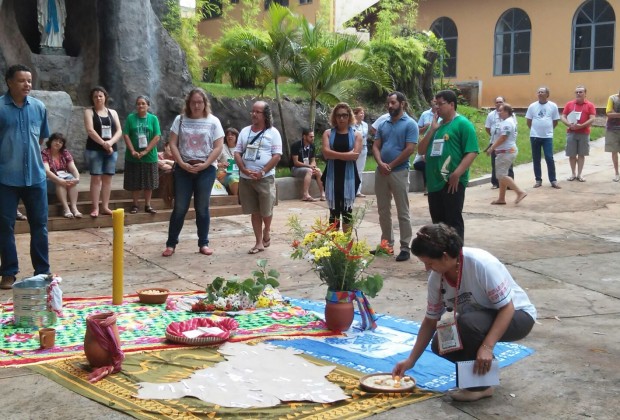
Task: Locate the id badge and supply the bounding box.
[244,144,259,161]
[227,158,238,174]
[303,157,309,165]
[138,134,148,149]
[436,317,463,355]
[101,125,112,139]
[430,139,445,157]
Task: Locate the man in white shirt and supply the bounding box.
[485,96,514,189]
[525,87,561,189]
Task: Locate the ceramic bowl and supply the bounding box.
[137,288,170,304]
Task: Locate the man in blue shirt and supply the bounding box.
[0,64,51,289]
[372,91,419,262]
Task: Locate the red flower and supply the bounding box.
[292,239,300,248]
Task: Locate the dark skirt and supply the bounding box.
[123,161,159,191]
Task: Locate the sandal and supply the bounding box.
[262,237,271,248]
[73,211,83,218]
[577,176,586,182]
[130,205,139,214]
[63,211,74,219]
[567,175,576,181]
[16,211,27,221]
[248,247,264,254]
[145,205,157,214]
[162,247,175,257]
[90,210,99,218]
[199,246,213,255]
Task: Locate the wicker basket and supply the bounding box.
[164,331,228,346]
[165,317,238,346]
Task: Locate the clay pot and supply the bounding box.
[84,312,121,368]
[324,301,355,332]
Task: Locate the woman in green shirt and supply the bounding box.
[123,95,161,214]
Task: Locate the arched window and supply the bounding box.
[494,8,531,75]
[572,0,615,71]
[430,17,458,78]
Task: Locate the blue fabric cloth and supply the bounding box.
[45,0,60,33]
[0,180,49,276]
[375,113,419,171]
[166,164,216,248]
[0,94,50,187]
[325,127,356,210]
[272,298,535,392]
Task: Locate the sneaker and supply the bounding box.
[613,175,620,182]
[0,275,16,290]
[551,181,562,189]
[533,181,542,188]
[395,250,411,262]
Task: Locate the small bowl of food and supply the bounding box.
[137,288,170,304]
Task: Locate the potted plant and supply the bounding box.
[288,207,386,332]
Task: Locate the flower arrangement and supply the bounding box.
[288,207,384,298]
[191,259,283,312]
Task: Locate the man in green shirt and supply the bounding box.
[417,90,479,240]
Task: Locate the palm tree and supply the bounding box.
[236,3,298,161]
[287,17,393,131]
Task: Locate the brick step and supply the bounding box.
[15,204,243,234]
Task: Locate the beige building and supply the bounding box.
[417,0,619,109]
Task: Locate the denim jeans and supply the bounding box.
[0,181,50,276]
[166,165,216,248]
[530,137,557,182]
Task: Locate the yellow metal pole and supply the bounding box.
[112,208,124,305]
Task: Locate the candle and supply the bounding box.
[112,208,124,305]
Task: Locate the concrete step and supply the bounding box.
[15,203,243,234]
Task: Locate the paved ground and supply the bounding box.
[1,138,619,419]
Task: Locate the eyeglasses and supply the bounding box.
[336,113,349,119]
[435,101,448,106]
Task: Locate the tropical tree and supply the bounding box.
[234,3,298,161]
[287,17,392,131]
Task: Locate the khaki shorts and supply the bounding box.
[605,129,620,153]
[495,152,517,178]
[239,176,276,217]
[565,132,590,157]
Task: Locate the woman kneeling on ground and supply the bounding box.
[392,223,536,402]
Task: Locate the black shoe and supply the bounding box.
[395,251,410,262]
[0,275,16,289]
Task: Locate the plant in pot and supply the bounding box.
[288,207,386,332]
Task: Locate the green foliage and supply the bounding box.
[205,259,280,304]
[362,36,427,101]
[346,0,418,39]
[287,17,391,130]
[162,0,213,82]
[208,26,269,89]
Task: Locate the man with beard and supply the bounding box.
[372,91,418,262]
[418,89,479,240]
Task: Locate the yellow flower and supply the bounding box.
[302,232,317,246]
[311,246,332,259]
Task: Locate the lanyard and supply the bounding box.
[438,250,463,321]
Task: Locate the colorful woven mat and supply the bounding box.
[0,294,338,367]
[29,346,438,419]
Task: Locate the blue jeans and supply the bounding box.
[166,165,216,248]
[0,181,50,276]
[530,137,557,182]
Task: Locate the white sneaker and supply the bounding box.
[613,174,620,182]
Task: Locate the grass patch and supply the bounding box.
[200,81,309,100]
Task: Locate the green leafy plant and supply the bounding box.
[193,259,281,311]
[288,206,384,298]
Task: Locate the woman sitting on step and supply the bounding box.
[41,132,82,218]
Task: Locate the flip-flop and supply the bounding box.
[90,210,99,218]
[301,197,318,202]
[73,211,83,219]
[320,196,326,201]
[16,212,27,221]
[248,247,264,254]
[262,237,271,248]
[63,211,74,219]
[490,200,506,205]
[515,193,528,204]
